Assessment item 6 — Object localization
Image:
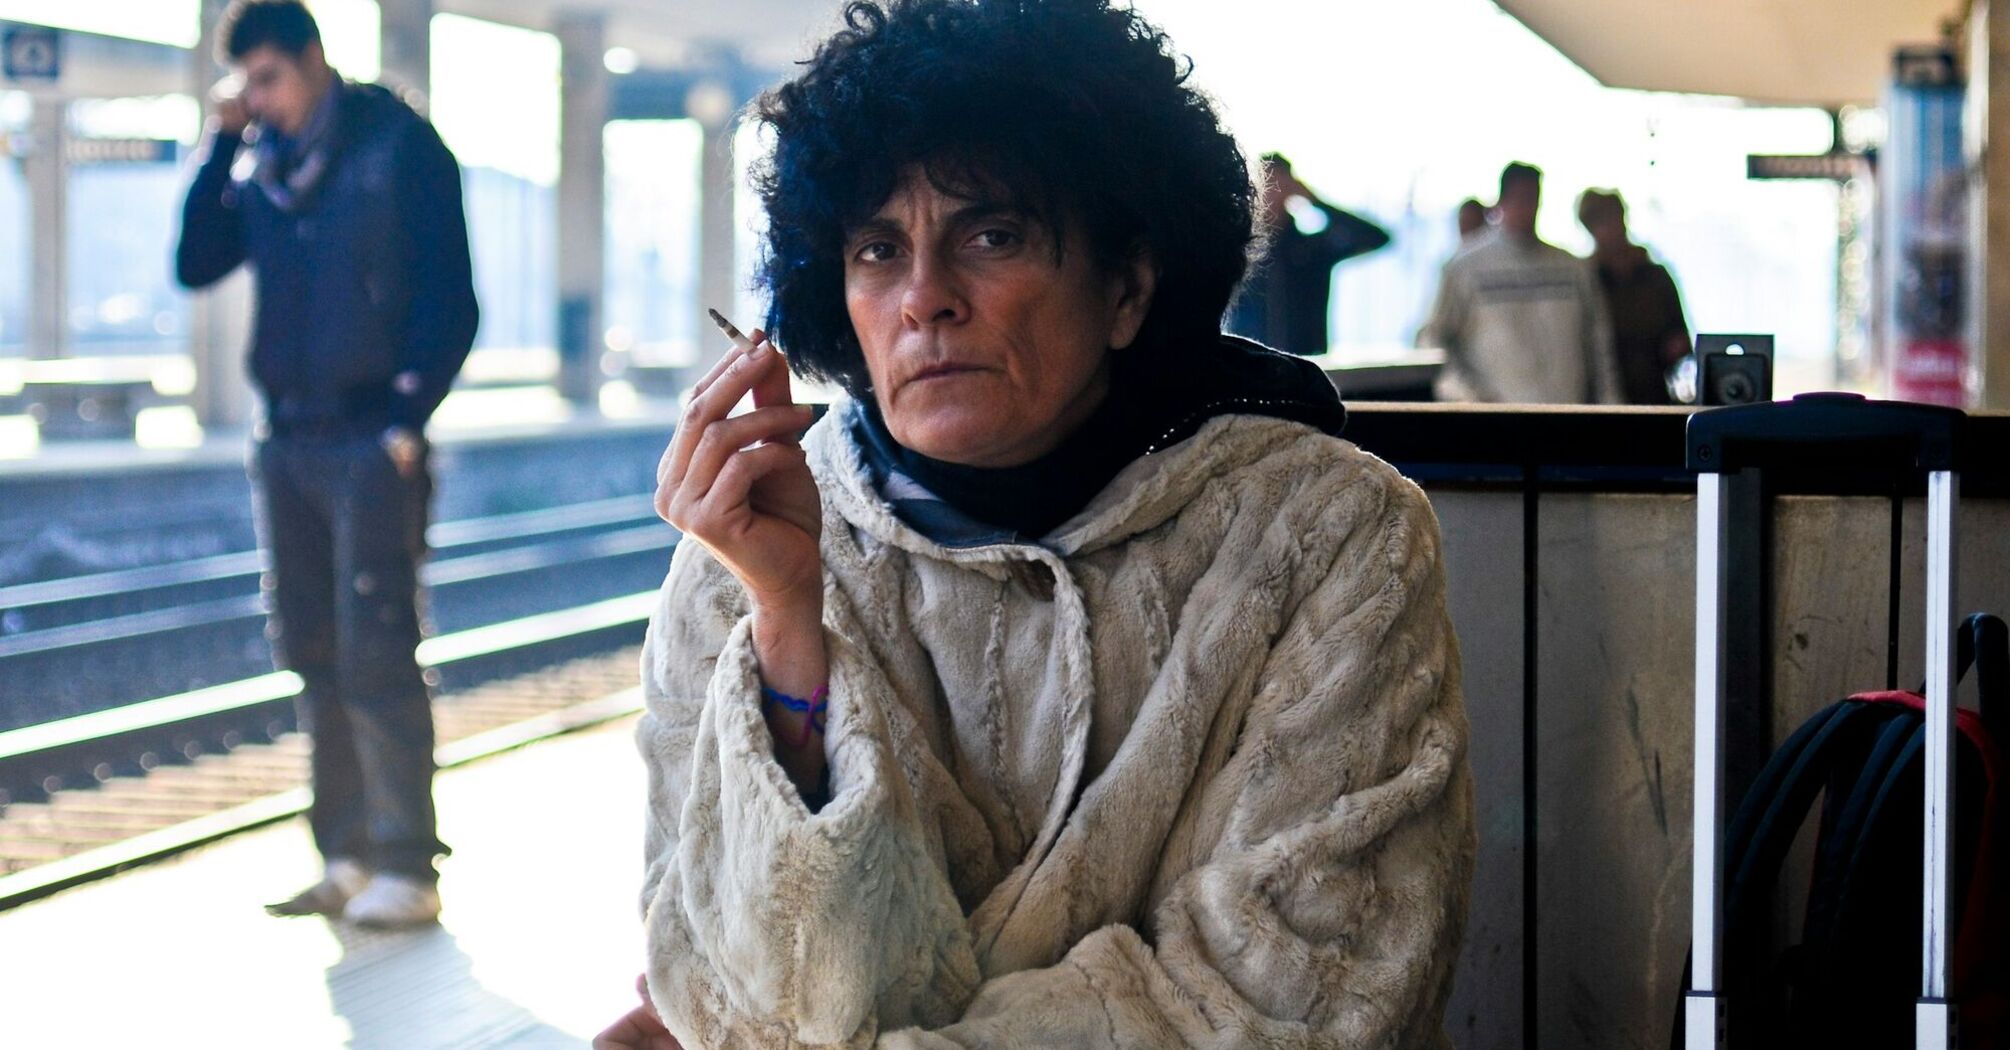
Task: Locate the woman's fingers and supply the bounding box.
[659,404,814,526]
[632,973,661,1022]
[658,345,743,494]
[687,328,768,404]
[686,330,756,402]
[658,344,777,498]
[680,402,814,497]
[591,1004,682,1050]
[747,339,806,446]
[699,440,811,526]
[749,340,793,411]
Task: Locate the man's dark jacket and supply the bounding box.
[176,82,479,431]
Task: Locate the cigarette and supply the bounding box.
[706,307,757,352]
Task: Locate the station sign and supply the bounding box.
[0,136,177,163]
[1747,152,1867,182]
[66,138,179,164]
[2,25,62,83]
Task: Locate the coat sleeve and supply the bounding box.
[883,469,1473,1050]
[637,539,984,1049]
[387,120,480,430]
[1657,264,1692,367]
[1580,266,1623,404]
[174,130,247,290]
[1309,201,1392,267]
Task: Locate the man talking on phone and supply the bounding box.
[176,0,478,927]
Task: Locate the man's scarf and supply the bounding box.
[250,74,344,213]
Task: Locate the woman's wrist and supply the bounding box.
[749,593,829,793]
[750,595,825,684]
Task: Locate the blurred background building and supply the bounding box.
[0,0,2005,457]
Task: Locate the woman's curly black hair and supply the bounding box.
[752,0,1255,396]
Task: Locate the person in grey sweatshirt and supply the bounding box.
[1421,162,1621,404]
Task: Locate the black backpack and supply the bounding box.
[1675,613,2010,1048]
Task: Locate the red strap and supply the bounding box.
[1848,690,2006,992]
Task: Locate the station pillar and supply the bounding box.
[25,95,66,361]
[1972,1,2010,409]
[696,111,738,375]
[377,0,433,103]
[556,12,608,406]
[188,0,257,429]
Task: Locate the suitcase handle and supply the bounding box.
[1686,393,1962,474]
[1953,613,2008,739]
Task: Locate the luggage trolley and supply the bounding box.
[1683,392,1967,1050]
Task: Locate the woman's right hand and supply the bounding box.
[655,334,824,619]
[592,974,683,1050]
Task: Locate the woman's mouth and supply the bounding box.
[909,363,984,384]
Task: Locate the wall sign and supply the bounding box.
[2,25,62,83]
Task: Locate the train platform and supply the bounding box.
[0,714,653,1050]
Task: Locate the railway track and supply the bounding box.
[0,496,676,910]
[0,494,672,727]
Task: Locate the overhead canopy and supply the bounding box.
[451,0,841,69]
[1496,0,1965,108]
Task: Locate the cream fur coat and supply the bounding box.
[637,410,1474,1049]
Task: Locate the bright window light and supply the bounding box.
[603,47,639,75]
[311,0,381,84]
[430,13,560,187]
[0,2,376,77]
[1134,0,1843,377]
[134,405,203,449]
[0,0,199,48]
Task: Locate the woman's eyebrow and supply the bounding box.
[947,203,1023,226]
[846,217,905,245]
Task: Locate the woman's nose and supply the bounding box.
[899,253,968,327]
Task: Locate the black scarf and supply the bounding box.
[853,335,1346,543]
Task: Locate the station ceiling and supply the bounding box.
[447,0,841,68]
[1497,0,1966,108]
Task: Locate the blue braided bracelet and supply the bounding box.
[761,684,829,747]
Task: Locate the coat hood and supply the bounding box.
[811,334,1346,562]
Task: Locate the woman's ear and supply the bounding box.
[1107,245,1158,351]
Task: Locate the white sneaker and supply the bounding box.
[341,872,442,927]
[267,857,372,917]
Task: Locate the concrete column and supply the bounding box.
[696,117,738,374]
[189,0,256,428]
[26,95,66,360]
[555,13,608,405]
[1974,0,2010,409]
[377,0,432,103]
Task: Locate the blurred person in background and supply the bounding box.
[1421,161,1619,403]
[1414,197,1492,351]
[1226,152,1391,356]
[1456,197,1487,243]
[175,0,478,927]
[597,0,1472,1046]
[1577,188,1690,404]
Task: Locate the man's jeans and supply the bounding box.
[252,430,448,879]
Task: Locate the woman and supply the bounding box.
[598,1,1473,1046]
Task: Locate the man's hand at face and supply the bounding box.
[209,76,252,138]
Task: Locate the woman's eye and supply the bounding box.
[854,241,898,263]
[969,228,1021,250]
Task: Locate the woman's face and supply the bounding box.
[843,171,1153,468]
